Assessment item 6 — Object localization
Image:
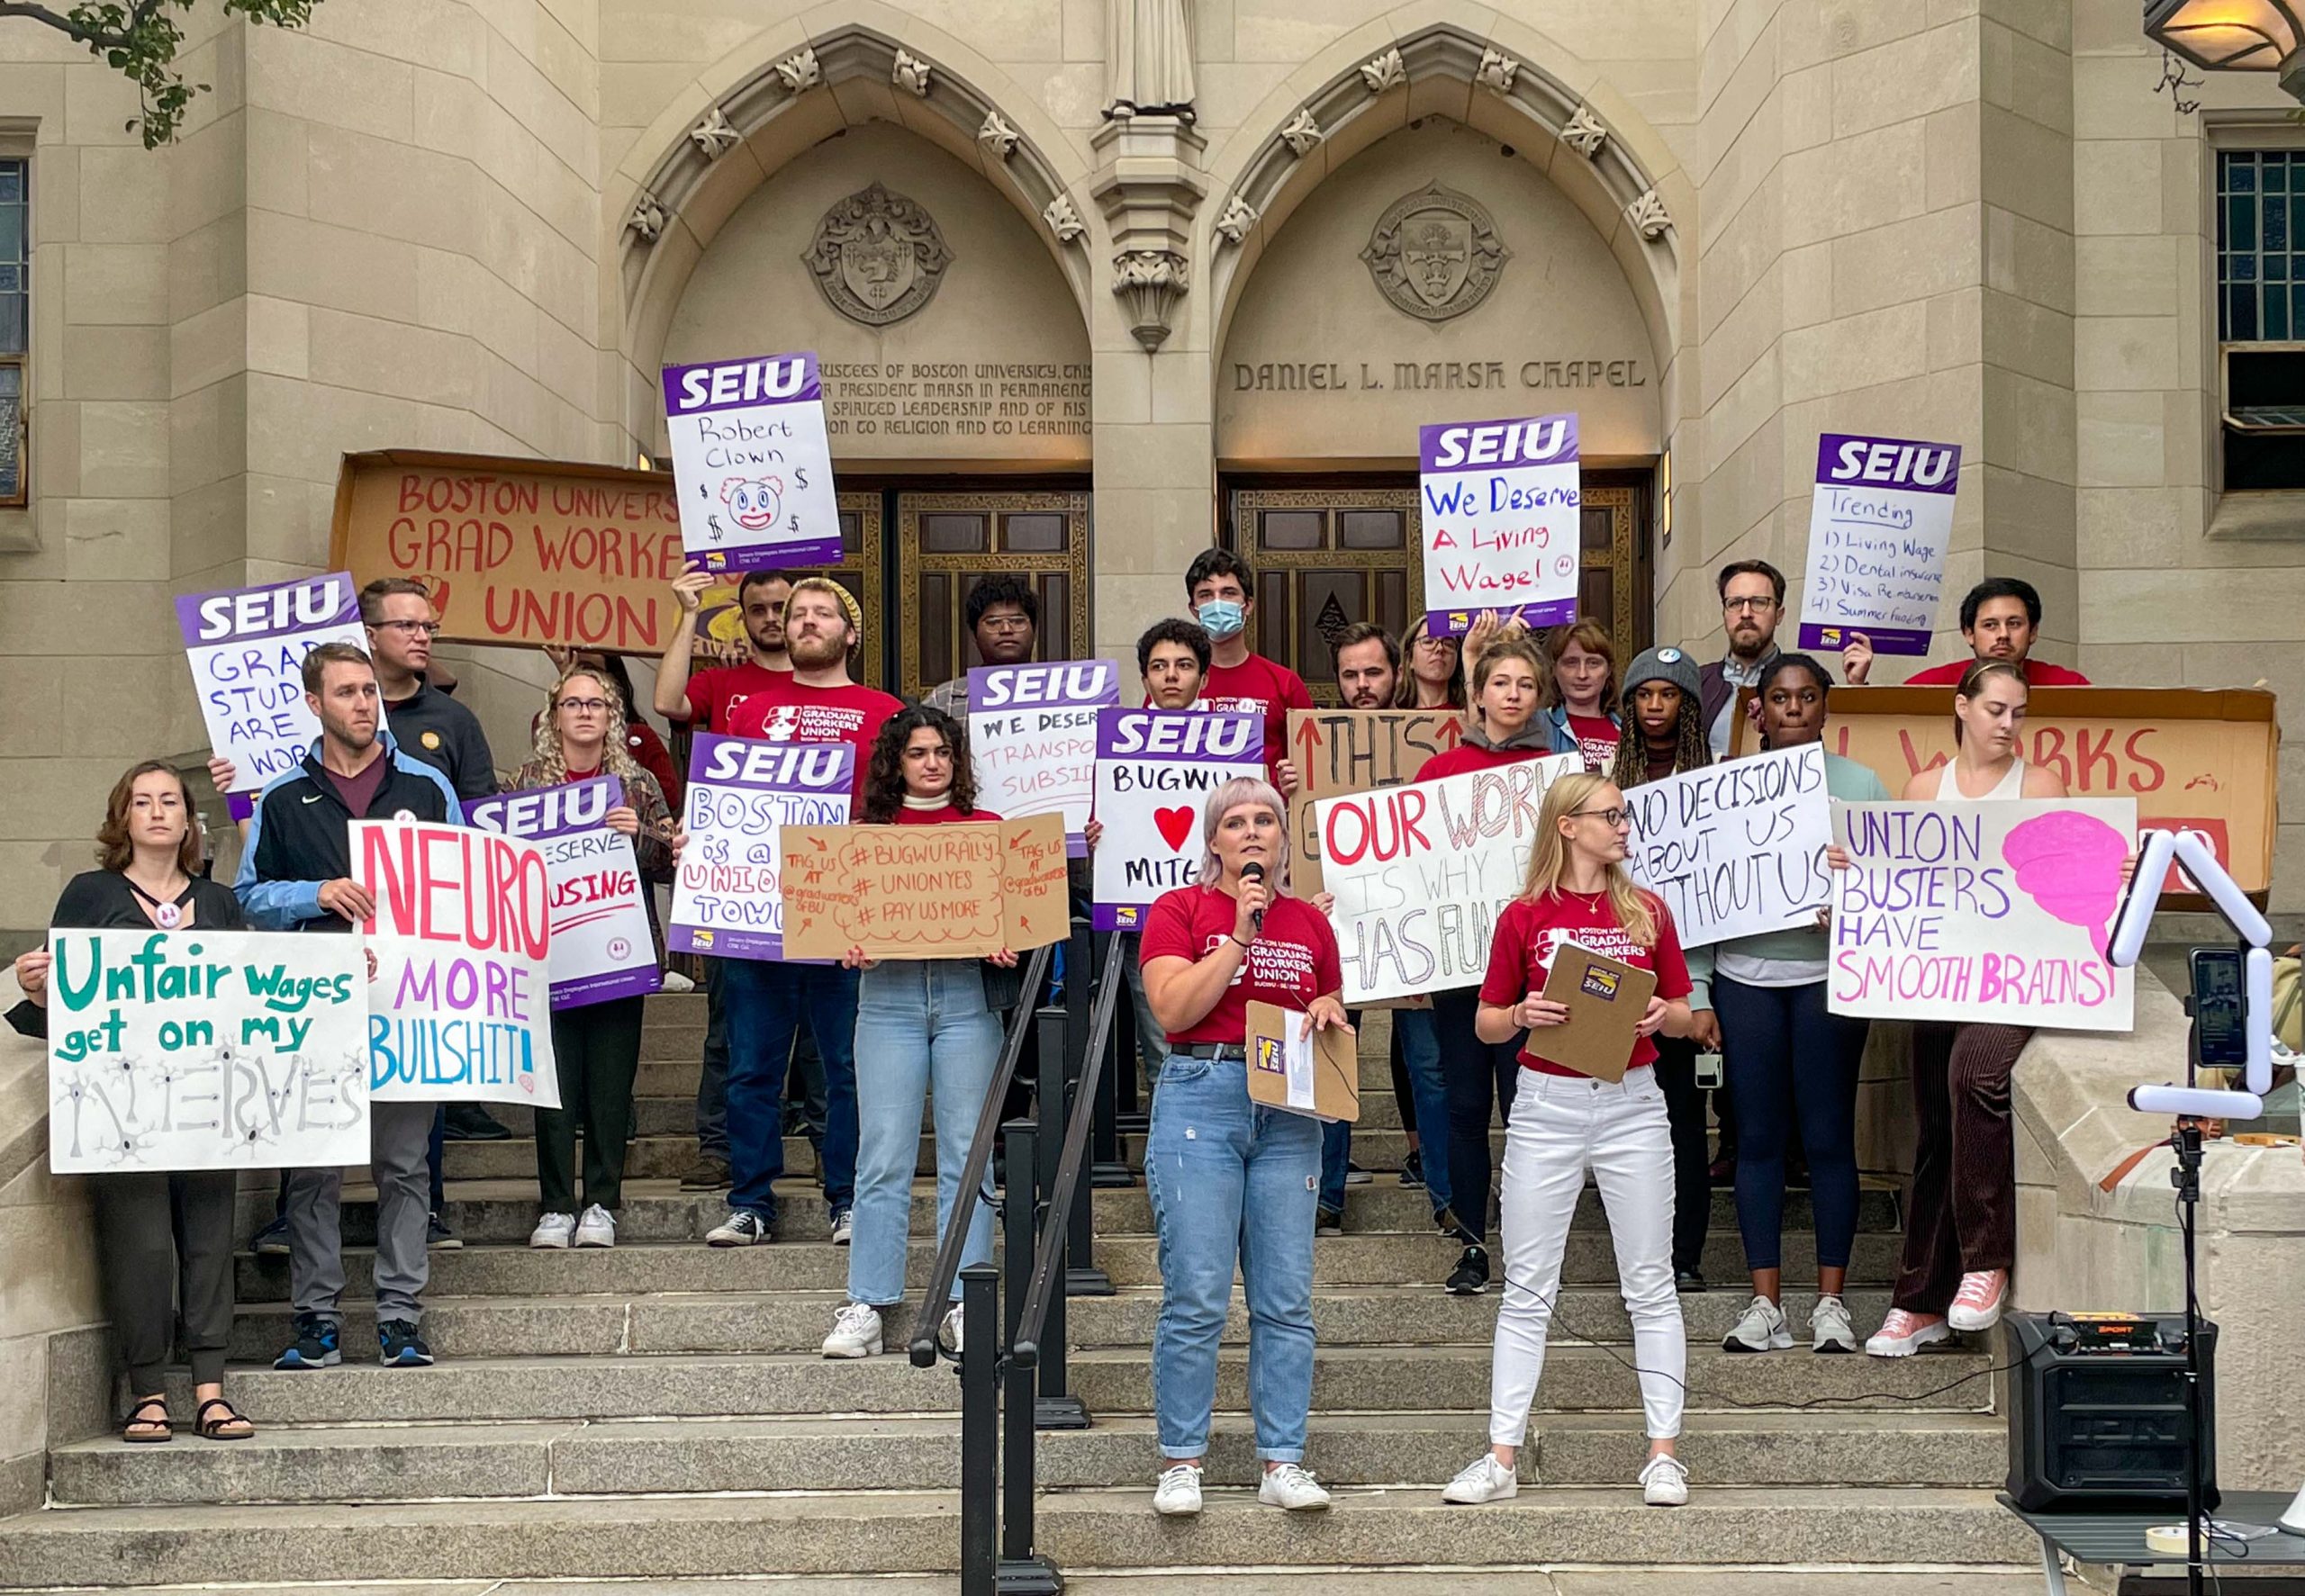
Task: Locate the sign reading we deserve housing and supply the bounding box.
[1624,744,1833,948]
[1418,413,1581,637]
[466,777,660,1010]
[176,573,371,796]
[781,814,1069,960]
[968,660,1118,858]
[1796,433,1961,656]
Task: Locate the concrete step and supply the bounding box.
[49,1409,2009,1506]
[0,1486,2039,1586]
[0,1579,2048,1596]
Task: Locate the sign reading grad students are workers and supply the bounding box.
[968,660,1120,858]
[1796,433,1962,656]
[466,777,661,1010]
[780,813,1070,961]
[1623,744,1834,948]
[176,572,372,797]
[44,930,371,1175]
[1418,411,1581,638]
[661,351,843,572]
[1091,708,1265,930]
[1828,798,2138,1032]
[354,819,562,1108]
[669,733,855,960]
[1315,753,1583,1005]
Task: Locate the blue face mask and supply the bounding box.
[1196,599,1246,639]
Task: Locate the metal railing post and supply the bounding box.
[1089,924,1135,1188]
[957,1263,999,1596]
[996,1121,1058,1591]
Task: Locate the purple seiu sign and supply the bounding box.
[661,351,844,572]
[467,776,664,1010]
[1089,708,1266,931]
[1417,412,1582,637]
[668,733,854,961]
[176,572,372,805]
[967,660,1121,859]
[1797,432,1963,656]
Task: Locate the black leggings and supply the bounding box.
[1714,975,1867,1273]
[1433,987,1518,1246]
[538,995,646,1213]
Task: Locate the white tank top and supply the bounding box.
[1934,756,2025,800]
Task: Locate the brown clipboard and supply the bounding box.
[1523,942,1657,1084]
[1243,1001,1360,1123]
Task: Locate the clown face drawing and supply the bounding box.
[719,475,784,533]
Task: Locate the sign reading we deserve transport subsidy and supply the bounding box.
[45,930,370,1174]
[1091,709,1265,930]
[1418,412,1580,637]
[1829,798,2137,1031]
[1623,745,1834,948]
[176,573,371,796]
[661,351,842,572]
[1796,433,1962,656]
[1315,753,1582,1004]
[354,820,561,1107]
[466,777,660,1010]
[781,814,1069,960]
[669,734,854,960]
[968,660,1119,857]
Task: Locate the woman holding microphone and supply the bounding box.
[1140,776,1351,1518]
[1442,771,1697,1508]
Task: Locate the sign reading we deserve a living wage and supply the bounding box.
[1624,744,1834,948]
[968,660,1119,858]
[669,734,854,960]
[662,352,843,573]
[1091,709,1264,930]
[1418,412,1580,637]
[1796,433,1962,656]
[176,573,371,796]
[466,777,660,1010]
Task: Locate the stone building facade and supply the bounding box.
[1,0,2300,939]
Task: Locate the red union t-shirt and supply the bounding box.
[1903,657,2092,687]
[1138,886,1342,1046]
[890,801,1001,825]
[1478,888,1693,1076]
[1198,654,1312,781]
[1568,715,1620,773]
[724,678,904,803]
[1415,742,1549,782]
[684,662,792,735]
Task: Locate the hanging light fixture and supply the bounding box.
[2145,0,2305,98]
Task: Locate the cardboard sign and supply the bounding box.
[1526,942,1658,1084]
[1733,687,2282,898]
[780,813,1068,960]
[669,733,854,960]
[1624,745,1834,948]
[1091,708,1266,931]
[176,572,372,795]
[1286,708,1469,895]
[1245,1000,1360,1123]
[466,777,661,1010]
[45,930,370,1173]
[330,450,687,652]
[967,660,1120,858]
[1315,753,1583,1003]
[1796,433,1962,655]
[661,351,842,571]
[1829,798,2138,1032]
[1418,412,1581,636]
[355,820,562,1106]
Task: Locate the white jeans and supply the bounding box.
[1488,1069,1686,1447]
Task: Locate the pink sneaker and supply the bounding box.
[1948,1269,2010,1331]
[1865,1308,1952,1357]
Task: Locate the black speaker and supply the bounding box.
[2005,1310,2219,1513]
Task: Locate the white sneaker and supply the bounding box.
[1809,1294,1858,1354]
[1866,1308,1953,1357]
[1442,1452,1518,1504]
[1640,1452,1689,1507]
[529,1212,576,1249]
[1152,1462,1203,1517]
[1722,1294,1793,1353]
[941,1303,964,1356]
[574,1204,616,1249]
[820,1302,883,1358]
[1258,1462,1332,1511]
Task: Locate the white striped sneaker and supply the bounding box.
[1722,1294,1793,1353]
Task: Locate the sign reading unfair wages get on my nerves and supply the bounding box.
[968,660,1120,858]
[1419,412,1581,638]
[662,351,843,573]
[1623,744,1835,949]
[1796,433,1963,657]
[466,777,661,1011]
[177,572,372,797]
[780,814,1070,961]
[669,734,855,960]
[1091,708,1266,931]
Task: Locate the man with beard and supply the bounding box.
[923,574,1040,718]
[655,566,793,732]
[1839,576,2093,687]
[1697,560,1787,762]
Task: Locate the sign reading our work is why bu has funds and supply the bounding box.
[177,573,372,796]
[661,352,842,572]
[1419,412,1580,637]
[1797,433,1962,656]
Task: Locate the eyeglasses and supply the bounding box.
[376,619,442,636]
[558,697,610,714]
[1722,596,1776,614]
[979,616,1032,633]
[1568,807,1633,828]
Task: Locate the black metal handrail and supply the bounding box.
[908,940,1054,1367]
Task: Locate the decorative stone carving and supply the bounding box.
[1213,193,1257,246]
[893,50,933,96]
[1279,107,1323,157]
[1561,103,1608,158]
[802,184,953,328]
[1044,193,1088,242]
[773,47,820,93]
[978,110,1019,159]
[626,192,666,243]
[1360,47,1406,94]
[1104,0,1197,120]
[1113,248,1189,350]
[690,104,740,159]
[1477,47,1519,95]
[1626,187,1673,240]
[1360,183,1510,322]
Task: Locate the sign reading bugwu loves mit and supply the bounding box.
[1419,412,1581,637]
[1091,709,1265,931]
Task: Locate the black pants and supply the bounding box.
[1715,976,1867,1273]
[697,956,729,1159]
[1388,1018,1416,1138]
[1433,988,1519,1246]
[94,1169,237,1394]
[1652,1035,1713,1276]
[538,996,646,1213]
[1894,1023,2029,1313]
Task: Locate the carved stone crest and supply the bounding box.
[1360,183,1509,322]
[802,185,953,327]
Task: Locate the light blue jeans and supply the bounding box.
[846,960,1001,1308]
[1145,1051,1322,1462]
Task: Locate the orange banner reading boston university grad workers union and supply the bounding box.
[779,813,1069,962]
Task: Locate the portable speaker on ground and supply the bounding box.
[2004,1310,2219,1513]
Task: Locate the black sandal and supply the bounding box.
[193,1397,252,1441]
[122,1395,172,1444]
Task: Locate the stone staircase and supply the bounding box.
[0,990,2039,1589]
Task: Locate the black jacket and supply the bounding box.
[7,871,243,1040]
[233,734,462,932]
[384,681,499,802]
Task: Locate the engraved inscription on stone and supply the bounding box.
[819,361,1092,440]
[803,185,954,328]
[1360,184,1509,323]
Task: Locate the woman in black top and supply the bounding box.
[8,762,253,1442]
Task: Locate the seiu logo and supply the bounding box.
[672,355,809,412]
[976,663,1114,708]
[1428,417,1572,469]
[1826,438,1956,489]
[701,742,849,788]
[1108,712,1255,758]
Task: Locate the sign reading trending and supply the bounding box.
[1624,745,1834,948]
[176,573,371,796]
[45,930,370,1174]
[661,351,843,572]
[968,660,1120,858]
[466,777,661,1010]
[1797,432,1962,656]
[1091,708,1265,931]
[1418,412,1581,637]
[669,733,855,960]
[1828,798,2138,1031]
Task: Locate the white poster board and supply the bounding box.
[968,660,1119,858]
[660,351,843,572]
[176,572,371,795]
[1417,413,1581,636]
[1091,708,1265,930]
[1623,745,1834,948]
[466,777,662,1009]
[1795,432,1962,656]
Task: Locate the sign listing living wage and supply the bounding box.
[1796,432,1961,656]
[1418,412,1581,637]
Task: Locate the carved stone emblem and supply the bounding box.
[802,184,953,327]
[774,48,821,93]
[1360,183,1509,322]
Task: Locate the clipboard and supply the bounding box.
[1523,941,1657,1084]
[1243,1001,1360,1123]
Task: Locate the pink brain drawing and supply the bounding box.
[2002,809,2129,964]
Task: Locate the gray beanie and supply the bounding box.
[1621,645,1701,707]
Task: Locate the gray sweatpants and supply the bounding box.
[286,1097,435,1326]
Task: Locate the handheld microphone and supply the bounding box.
[1241,861,1265,937]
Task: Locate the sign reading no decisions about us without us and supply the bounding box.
[466,777,661,1011]
[669,734,854,960]
[1091,709,1265,931]
[176,572,372,797]
[662,351,843,572]
[46,930,371,1174]
[1419,412,1581,637]
[1797,433,1962,657]
[1624,744,1833,948]
[969,660,1119,858]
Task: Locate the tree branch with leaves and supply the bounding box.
[0,1,321,148]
